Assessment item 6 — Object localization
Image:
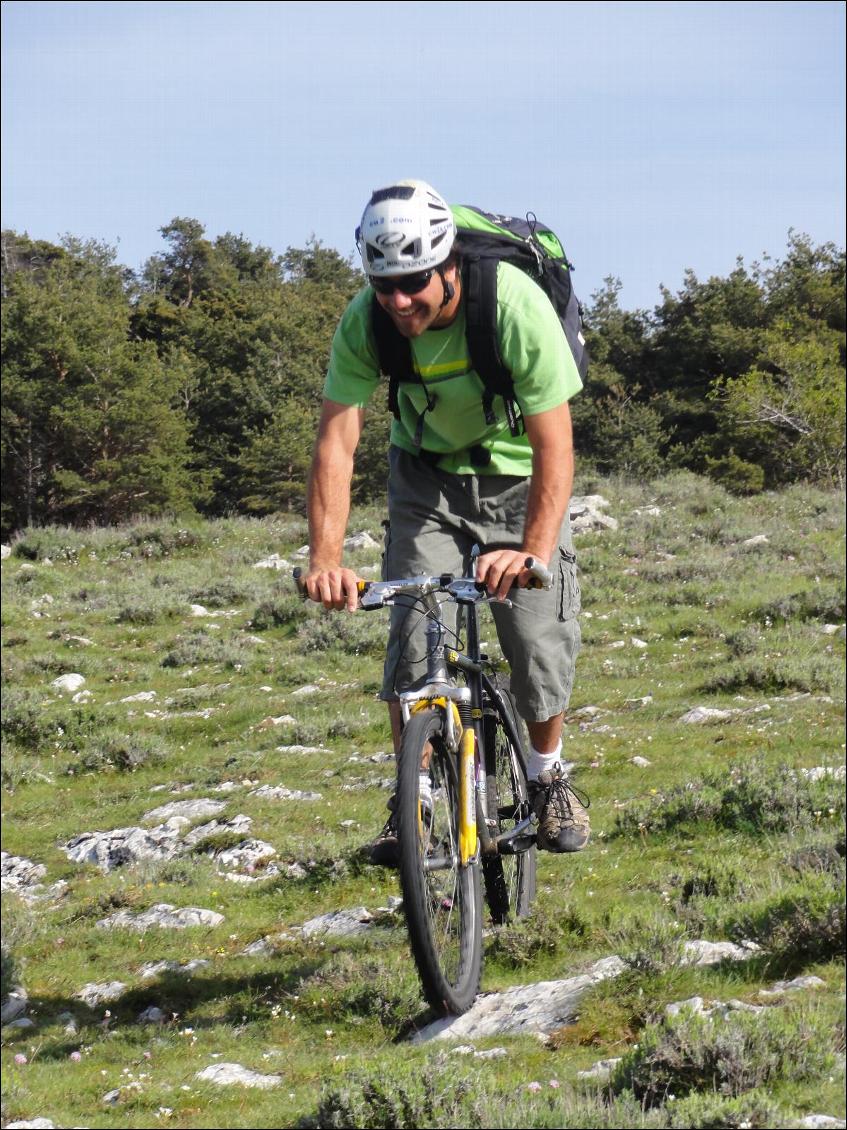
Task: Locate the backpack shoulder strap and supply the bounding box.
[462,257,522,434]
[370,293,416,419]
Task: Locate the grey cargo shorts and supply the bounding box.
[380,446,581,723]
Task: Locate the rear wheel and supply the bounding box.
[397,709,482,1015]
[482,684,536,923]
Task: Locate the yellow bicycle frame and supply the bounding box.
[409,698,477,865]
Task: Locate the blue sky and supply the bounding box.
[2,0,844,311]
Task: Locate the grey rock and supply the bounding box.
[6,1017,36,1029]
[291,683,320,697]
[75,981,127,1007]
[275,744,329,754]
[6,1121,59,1129]
[96,903,224,931]
[119,690,157,703]
[214,839,277,871]
[142,798,227,824]
[138,958,210,980]
[796,1119,847,1129]
[61,822,185,872]
[1,544,10,560]
[577,1057,623,1080]
[2,988,29,1025]
[253,553,291,570]
[665,995,706,1016]
[344,530,379,551]
[195,1062,282,1088]
[300,907,375,938]
[50,672,85,693]
[182,814,252,847]
[413,956,626,1041]
[241,937,276,957]
[623,695,652,709]
[682,939,760,966]
[630,756,652,768]
[249,784,323,801]
[679,706,735,724]
[102,1088,122,1105]
[138,1005,167,1023]
[1,852,47,893]
[759,975,827,997]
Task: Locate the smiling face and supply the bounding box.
[371,264,461,338]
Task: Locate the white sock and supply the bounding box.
[419,772,432,806]
[527,742,562,782]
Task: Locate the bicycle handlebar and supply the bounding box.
[293,556,553,607]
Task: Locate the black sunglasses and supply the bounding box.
[369,270,433,296]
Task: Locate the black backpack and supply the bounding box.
[371,205,589,448]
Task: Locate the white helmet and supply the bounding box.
[356,179,455,275]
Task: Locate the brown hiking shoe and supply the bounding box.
[528,765,590,852]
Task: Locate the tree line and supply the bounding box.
[1,220,844,537]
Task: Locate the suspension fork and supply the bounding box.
[461,600,498,858]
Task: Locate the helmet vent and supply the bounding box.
[369,185,415,205]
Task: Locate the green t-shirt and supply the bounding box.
[324,261,582,476]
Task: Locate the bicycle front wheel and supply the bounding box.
[397,709,482,1015]
[482,683,536,923]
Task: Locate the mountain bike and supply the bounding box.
[294,553,548,1015]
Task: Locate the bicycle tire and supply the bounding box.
[397,709,482,1015]
[482,682,536,923]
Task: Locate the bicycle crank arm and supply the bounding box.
[494,815,537,855]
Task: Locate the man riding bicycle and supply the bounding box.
[301,179,588,865]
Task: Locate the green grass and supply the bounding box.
[2,476,845,1128]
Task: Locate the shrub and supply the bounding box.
[724,873,846,967]
[487,904,587,968]
[615,759,845,838]
[250,593,302,630]
[68,730,166,774]
[313,1060,484,1129]
[160,629,255,669]
[608,1003,835,1107]
[296,612,386,656]
[704,453,766,495]
[664,1089,789,1129]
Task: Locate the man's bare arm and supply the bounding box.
[305,399,366,610]
[476,401,574,601]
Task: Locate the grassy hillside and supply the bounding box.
[2,471,844,1129]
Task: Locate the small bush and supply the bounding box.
[724,873,846,967]
[615,759,845,838]
[606,916,688,976]
[608,1003,835,1107]
[160,629,255,669]
[701,655,836,695]
[296,613,386,656]
[68,731,166,774]
[313,1060,483,1129]
[704,453,766,495]
[664,1088,789,1129]
[752,588,846,625]
[250,594,302,630]
[1,687,59,749]
[486,904,585,968]
[298,953,420,1030]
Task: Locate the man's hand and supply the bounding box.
[303,566,363,612]
[475,548,547,602]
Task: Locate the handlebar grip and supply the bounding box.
[292,568,371,602]
[292,567,308,599]
[524,556,554,590]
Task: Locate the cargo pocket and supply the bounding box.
[557,547,581,621]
